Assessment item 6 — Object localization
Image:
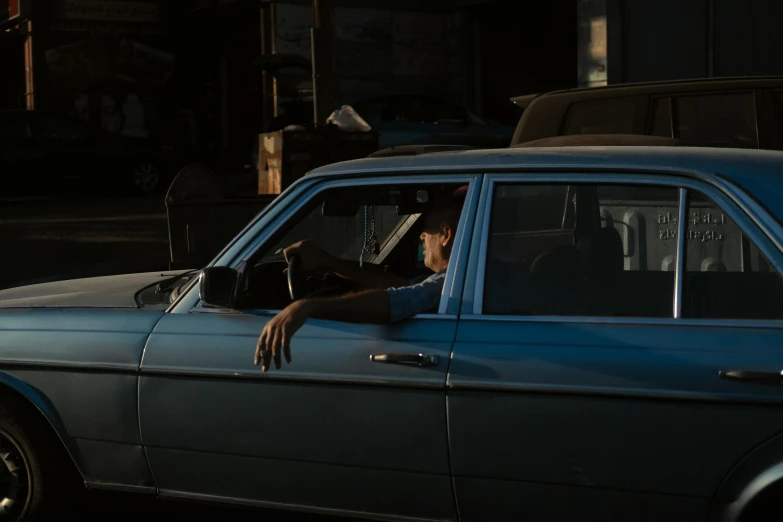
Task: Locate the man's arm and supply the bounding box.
[254,271,445,372]
[254,290,390,371]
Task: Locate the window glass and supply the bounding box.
[264,204,404,264]
[239,182,466,311]
[563,98,640,135]
[651,98,672,137]
[683,192,783,319]
[673,93,758,149]
[483,183,678,317]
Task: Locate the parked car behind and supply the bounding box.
[350,93,514,149]
[266,93,514,150]
[511,76,783,150]
[3,146,783,522]
[0,109,168,195]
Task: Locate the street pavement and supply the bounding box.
[0,194,171,291]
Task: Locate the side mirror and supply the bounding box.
[199,267,239,308]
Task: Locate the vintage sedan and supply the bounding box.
[2,147,783,522]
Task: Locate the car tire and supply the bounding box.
[129,154,162,195]
[0,403,79,521]
[740,482,783,522]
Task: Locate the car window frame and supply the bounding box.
[178,173,482,318]
[658,90,761,149]
[463,170,783,328]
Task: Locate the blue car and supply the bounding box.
[2,146,783,522]
[350,94,515,149]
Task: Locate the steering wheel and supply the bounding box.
[287,255,305,301]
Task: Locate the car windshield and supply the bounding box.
[262,204,408,265]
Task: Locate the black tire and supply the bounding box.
[739,481,783,522]
[129,154,163,195]
[0,403,79,521]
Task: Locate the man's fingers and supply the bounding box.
[283,335,292,364]
[271,328,282,370]
[262,346,272,372]
[274,343,282,370]
[254,329,268,366]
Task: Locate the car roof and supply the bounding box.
[517,76,783,102]
[309,146,783,218]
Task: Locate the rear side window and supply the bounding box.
[673,93,758,149]
[481,181,783,321]
[483,183,678,317]
[563,98,643,135]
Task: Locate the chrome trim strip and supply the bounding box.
[158,489,452,522]
[673,187,687,318]
[447,380,783,405]
[84,481,156,494]
[458,313,783,329]
[0,360,138,373]
[140,367,445,390]
[190,306,457,321]
[438,177,480,314]
[472,178,495,315]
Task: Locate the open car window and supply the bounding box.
[263,204,406,266]
[237,181,465,311]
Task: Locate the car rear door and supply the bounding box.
[447,171,783,522]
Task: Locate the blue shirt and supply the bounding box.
[386,269,447,323]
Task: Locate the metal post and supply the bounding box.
[312,0,335,126]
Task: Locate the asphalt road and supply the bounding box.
[0,194,171,291]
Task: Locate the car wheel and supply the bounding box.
[130,157,161,195]
[0,404,77,521]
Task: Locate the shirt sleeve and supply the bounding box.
[386,271,447,323]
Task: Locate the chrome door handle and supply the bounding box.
[719,370,783,385]
[370,353,439,367]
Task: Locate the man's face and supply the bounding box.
[419,209,454,272]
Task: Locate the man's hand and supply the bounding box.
[283,240,334,273]
[254,300,312,372]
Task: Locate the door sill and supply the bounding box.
[158,489,453,522]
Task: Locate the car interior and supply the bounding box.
[484,185,783,319]
[233,183,466,311]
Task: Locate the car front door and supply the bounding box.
[448,172,783,522]
[139,174,481,521]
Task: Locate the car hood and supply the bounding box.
[0,271,191,309]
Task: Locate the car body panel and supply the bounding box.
[0,308,162,486]
[446,165,783,521]
[139,312,457,519]
[0,272,189,309]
